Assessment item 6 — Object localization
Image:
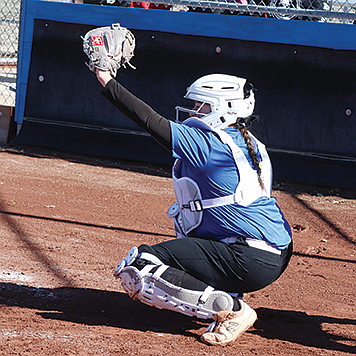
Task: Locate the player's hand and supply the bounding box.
[96,69,112,87]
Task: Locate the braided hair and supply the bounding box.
[230,121,265,191]
[229,81,264,189]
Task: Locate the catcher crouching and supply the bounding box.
[82,24,293,346]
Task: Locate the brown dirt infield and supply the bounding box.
[0,146,355,356]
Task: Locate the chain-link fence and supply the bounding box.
[0,0,21,107]
[97,0,356,23]
[1,0,356,108]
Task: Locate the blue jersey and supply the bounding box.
[170,121,292,250]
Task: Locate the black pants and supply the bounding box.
[138,237,293,294]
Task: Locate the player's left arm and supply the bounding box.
[83,24,171,151]
[100,73,172,151]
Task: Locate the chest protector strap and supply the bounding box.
[169,129,272,237]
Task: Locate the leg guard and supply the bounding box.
[117,263,234,319]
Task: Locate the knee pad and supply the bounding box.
[114,246,163,277]
[117,263,234,319]
[114,246,139,277]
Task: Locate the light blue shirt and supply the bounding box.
[170,121,292,250]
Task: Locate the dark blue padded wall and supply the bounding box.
[14,2,356,189]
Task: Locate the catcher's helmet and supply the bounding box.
[175,74,255,130]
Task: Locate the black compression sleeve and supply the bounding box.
[101,79,172,151]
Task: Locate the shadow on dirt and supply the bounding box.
[272,180,356,204]
[1,282,355,352]
[273,181,356,246]
[0,282,206,337]
[0,195,175,290]
[252,307,356,354]
[3,146,172,178]
[4,145,356,199]
[0,210,176,239]
[292,251,356,264]
[290,193,356,246]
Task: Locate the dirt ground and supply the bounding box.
[0,145,355,356]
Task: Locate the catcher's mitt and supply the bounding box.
[82,23,135,77]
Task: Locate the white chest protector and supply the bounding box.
[167,120,272,237]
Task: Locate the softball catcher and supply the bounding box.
[82,24,293,346]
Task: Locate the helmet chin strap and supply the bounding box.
[235,114,260,128]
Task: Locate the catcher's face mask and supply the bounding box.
[175,74,255,130]
[175,101,211,121]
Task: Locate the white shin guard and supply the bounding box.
[117,263,234,319]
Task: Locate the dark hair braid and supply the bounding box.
[233,123,265,190]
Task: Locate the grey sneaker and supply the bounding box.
[200,300,257,346]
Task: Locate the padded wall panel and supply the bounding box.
[13,12,356,189]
